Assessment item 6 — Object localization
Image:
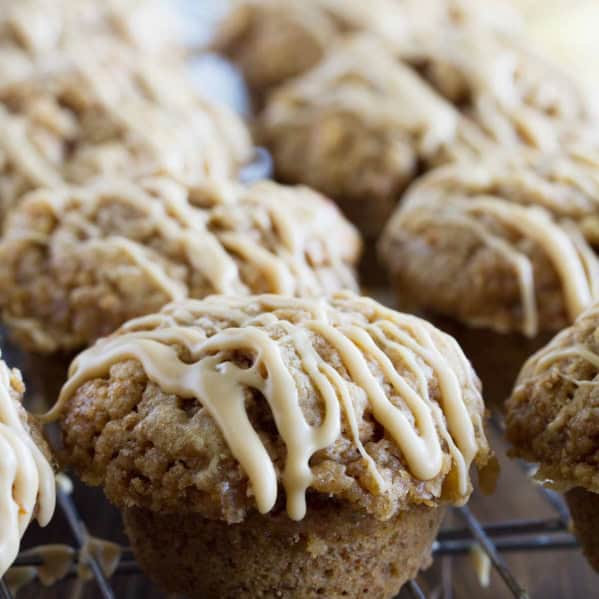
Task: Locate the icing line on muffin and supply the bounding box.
[387,195,598,337]
[0,358,55,576]
[7,177,358,306]
[47,292,481,520]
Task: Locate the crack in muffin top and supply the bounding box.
[0,177,360,353]
[50,292,490,523]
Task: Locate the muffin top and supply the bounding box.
[0,0,180,68]
[214,0,520,99]
[259,35,459,219]
[379,151,599,338]
[506,303,599,494]
[0,354,55,576]
[0,40,252,219]
[399,26,599,154]
[0,177,360,353]
[50,292,491,523]
[213,0,407,99]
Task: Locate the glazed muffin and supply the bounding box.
[379,150,599,406]
[259,35,460,239]
[213,0,520,105]
[212,0,406,105]
[398,25,599,156]
[48,291,492,598]
[0,353,56,576]
[0,40,252,220]
[506,303,599,570]
[259,26,597,242]
[0,0,181,72]
[0,177,360,355]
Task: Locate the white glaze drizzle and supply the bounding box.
[0,356,55,576]
[46,292,485,520]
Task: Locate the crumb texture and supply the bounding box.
[0,39,251,219]
[0,178,360,352]
[57,292,489,523]
[506,304,599,493]
[379,153,599,337]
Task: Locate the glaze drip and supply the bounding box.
[48,292,486,520]
[0,357,55,576]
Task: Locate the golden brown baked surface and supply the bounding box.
[213,0,406,102]
[0,178,360,353]
[0,41,251,219]
[258,35,459,237]
[399,26,599,154]
[258,21,598,237]
[124,501,443,598]
[379,152,599,338]
[55,292,490,523]
[506,304,599,494]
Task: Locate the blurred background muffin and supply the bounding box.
[0,40,252,220]
[379,149,599,406]
[0,177,360,404]
[49,291,491,598]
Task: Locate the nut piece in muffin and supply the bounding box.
[379,150,599,406]
[0,352,56,576]
[506,303,599,570]
[0,40,252,220]
[48,291,491,598]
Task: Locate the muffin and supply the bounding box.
[48,291,492,598]
[213,0,520,106]
[212,0,406,105]
[0,0,181,71]
[0,353,56,576]
[398,25,599,156]
[259,25,597,243]
[506,303,599,570]
[258,35,460,240]
[0,177,360,401]
[0,40,252,220]
[379,150,599,406]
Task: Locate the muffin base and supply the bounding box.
[124,501,443,599]
[429,316,553,411]
[566,487,599,572]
